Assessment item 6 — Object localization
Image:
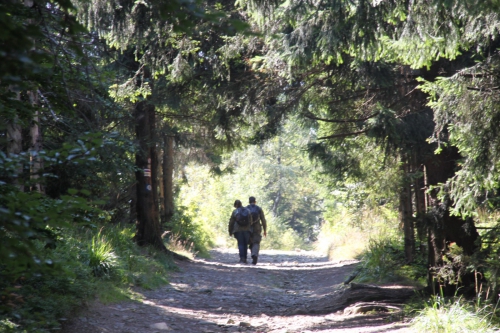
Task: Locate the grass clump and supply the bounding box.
[85,231,118,277]
[411,296,499,333]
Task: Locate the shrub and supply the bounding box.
[167,205,212,257]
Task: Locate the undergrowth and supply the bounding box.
[356,237,427,285]
[0,224,183,333]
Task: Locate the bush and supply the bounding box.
[0,234,94,332]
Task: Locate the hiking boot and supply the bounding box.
[251,255,258,265]
[243,258,247,264]
[239,258,244,263]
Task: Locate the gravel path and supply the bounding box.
[62,248,413,332]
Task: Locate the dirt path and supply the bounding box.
[63,249,414,332]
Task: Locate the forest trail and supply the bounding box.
[62,249,414,333]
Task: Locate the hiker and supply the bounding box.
[247,196,267,265]
[228,199,253,263]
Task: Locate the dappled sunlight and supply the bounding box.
[95,249,404,333]
[69,248,408,333]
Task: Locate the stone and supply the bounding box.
[149,322,170,330]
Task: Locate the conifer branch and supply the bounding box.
[466,86,500,91]
[318,129,369,140]
[304,111,379,123]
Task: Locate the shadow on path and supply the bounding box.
[62,249,412,333]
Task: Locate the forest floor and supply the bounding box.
[62,249,417,333]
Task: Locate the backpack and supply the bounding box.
[247,204,260,223]
[235,207,251,227]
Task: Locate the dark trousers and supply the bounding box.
[234,231,250,260]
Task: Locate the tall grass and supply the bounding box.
[165,232,197,259]
[411,296,499,333]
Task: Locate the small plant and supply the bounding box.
[86,231,118,277]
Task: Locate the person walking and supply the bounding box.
[247,196,267,265]
[228,200,253,263]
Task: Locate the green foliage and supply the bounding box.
[0,131,132,280]
[419,57,500,216]
[0,224,176,332]
[264,217,310,251]
[88,225,175,290]
[356,237,427,284]
[411,296,498,333]
[0,234,94,332]
[166,205,213,257]
[0,0,137,291]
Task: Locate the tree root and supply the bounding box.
[288,283,415,315]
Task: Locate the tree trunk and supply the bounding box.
[132,101,189,261]
[6,91,24,191]
[129,182,137,224]
[414,160,426,256]
[399,155,415,263]
[161,134,175,224]
[424,147,480,295]
[133,101,164,248]
[272,137,282,217]
[29,91,43,193]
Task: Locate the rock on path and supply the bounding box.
[62,248,413,333]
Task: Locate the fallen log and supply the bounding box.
[289,283,416,315]
[343,302,402,315]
